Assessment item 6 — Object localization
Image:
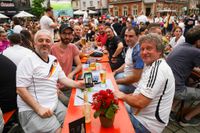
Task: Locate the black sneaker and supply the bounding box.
[179,117,200,127]
[169,111,176,121]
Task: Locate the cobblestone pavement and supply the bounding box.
[163,118,200,133]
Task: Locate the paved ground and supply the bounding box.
[163,120,200,133]
[163,101,200,133]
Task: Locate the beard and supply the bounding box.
[60,37,71,45]
[35,46,50,60]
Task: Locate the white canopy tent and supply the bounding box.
[88,10,98,14]
[73,10,85,15]
[158,9,176,13]
[74,9,98,15]
[14,11,34,18]
[0,13,9,19]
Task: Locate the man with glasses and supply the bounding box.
[51,24,82,81]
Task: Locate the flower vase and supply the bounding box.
[99,115,115,128]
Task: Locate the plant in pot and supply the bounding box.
[92,89,119,128]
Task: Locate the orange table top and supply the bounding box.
[81,54,109,63]
[61,63,135,133]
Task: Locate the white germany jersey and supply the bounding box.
[134,59,175,133]
[17,52,66,112]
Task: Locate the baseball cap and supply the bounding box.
[59,24,73,33]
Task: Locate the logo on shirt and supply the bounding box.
[47,59,58,78]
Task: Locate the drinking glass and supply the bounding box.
[81,37,86,46]
[100,69,106,87]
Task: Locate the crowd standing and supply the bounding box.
[0,7,200,133]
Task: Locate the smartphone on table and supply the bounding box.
[84,72,94,88]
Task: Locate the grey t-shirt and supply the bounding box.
[166,43,200,92]
[0,108,4,133]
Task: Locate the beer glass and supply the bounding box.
[81,37,86,46]
[100,69,106,87]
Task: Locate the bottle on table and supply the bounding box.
[83,90,91,123]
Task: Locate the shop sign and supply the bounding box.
[0,1,15,8]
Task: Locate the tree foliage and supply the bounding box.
[31,0,46,18]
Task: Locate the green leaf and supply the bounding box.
[113,104,119,110]
[94,111,101,118]
[105,106,115,119]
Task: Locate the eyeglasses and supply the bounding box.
[61,32,73,36]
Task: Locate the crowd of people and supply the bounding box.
[0,6,200,133]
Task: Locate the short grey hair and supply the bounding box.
[34,29,53,44]
[139,33,164,55]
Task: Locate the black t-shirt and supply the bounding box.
[0,54,17,113]
[105,36,124,60]
[86,30,95,41]
[184,18,195,29]
[112,22,122,36]
[72,35,81,43]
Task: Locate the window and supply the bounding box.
[114,6,119,16]
[132,5,138,16]
[90,1,93,7]
[123,6,128,16]
[76,1,78,6]
[83,1,86,8]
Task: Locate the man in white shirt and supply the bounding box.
[13,18,23,33]
[114,33,175,133]
[17,29,84,133]
[40,7,58,38]
[3,33,32,66]
[113,27,144,94]
[137,11,148,25]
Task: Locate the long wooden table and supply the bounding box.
[61,63,135,133]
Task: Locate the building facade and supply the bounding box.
[0,0,31,17]
[188,0,200,15]
[108,0,188,17]
[71,0,108,15]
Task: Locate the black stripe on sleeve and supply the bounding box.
[149,60,161,88]
[155,79,168,124]
[147,60,161,88]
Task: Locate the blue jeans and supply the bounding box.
[115,72,136,94]
[126,104,151,133]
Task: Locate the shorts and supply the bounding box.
[175,86,200,101]
[0,109,4,133]
[18,101,66,133]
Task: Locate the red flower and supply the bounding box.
[92,89,119,119]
